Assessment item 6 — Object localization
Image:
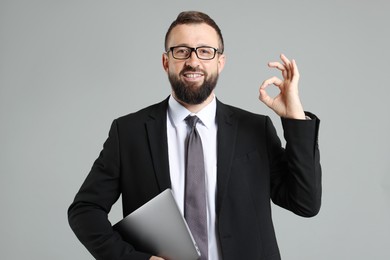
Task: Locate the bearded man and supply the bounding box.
[69,11,322,260]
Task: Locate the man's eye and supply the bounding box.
[175,48,189,54]
[199,49,212,55]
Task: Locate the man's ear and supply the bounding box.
[162,53,169,73]
[218,54,226,74]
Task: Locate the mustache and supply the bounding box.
[180,65,206,75]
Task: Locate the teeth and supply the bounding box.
[185,73,202,78]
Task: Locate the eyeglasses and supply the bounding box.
[167,46,222,60]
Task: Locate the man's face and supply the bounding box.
[163,23,225,105]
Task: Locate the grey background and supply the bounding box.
[1,0,389,259]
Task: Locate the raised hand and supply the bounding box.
[259,54,306,119]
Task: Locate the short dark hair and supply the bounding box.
[164,11,224,53]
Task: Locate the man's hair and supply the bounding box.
[164,11,224,53]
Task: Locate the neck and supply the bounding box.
[172,92,214,114]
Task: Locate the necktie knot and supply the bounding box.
[185,115,200,129]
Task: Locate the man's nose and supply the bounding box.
[185,50,201,67]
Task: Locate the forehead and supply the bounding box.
[167,23,220,47]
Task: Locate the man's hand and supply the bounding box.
[150,256,165,260]
[259,54,306,119]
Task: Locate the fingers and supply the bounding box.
[268,61,288,79]
[268,61,284,70]
[258,87,272,107]
[268,54,299,81]
[280,54,292,79]
[260,76,283,89]
[259,76,283,107]
[291,59,300,84]
[259,54,302,118]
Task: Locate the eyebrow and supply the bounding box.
[171,44,217,49]
[172,43,215,47]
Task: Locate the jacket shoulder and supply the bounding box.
[217,100,269,123]
[116,98,169,123]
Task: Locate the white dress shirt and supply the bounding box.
[167,95,221,260]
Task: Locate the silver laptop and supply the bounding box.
[113,189,201,260]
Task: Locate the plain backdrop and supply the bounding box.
[1,0,389,259]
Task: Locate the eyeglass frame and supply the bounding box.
[166,46,223,60]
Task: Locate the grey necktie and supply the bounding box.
[184,115,208,260]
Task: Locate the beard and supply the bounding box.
[168,65,219,105]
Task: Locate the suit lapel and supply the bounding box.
[216,100,238,214]
[144,98,238,209]
[145,98,171,191]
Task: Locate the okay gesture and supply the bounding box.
[259,54,306,120]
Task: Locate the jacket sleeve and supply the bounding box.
[268,112,322,217]
[67,120,152,260]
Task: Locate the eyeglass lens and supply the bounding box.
[172,47,216,60]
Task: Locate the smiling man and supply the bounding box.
[163,22,225,111]
[68,11,322,260]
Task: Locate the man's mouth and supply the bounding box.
[183,72,204,78]
[181,70,205,82]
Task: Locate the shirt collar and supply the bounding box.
[168,95,217,129]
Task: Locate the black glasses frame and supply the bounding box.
[167,46,222,60]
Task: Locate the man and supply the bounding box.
[68,11,321,260]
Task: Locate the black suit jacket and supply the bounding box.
[68,98,321,260]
